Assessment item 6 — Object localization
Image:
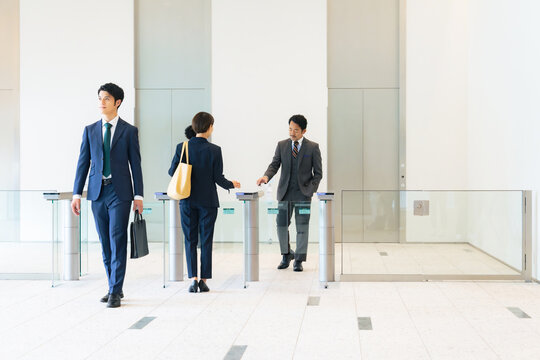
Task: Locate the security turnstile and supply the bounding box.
[43,192,83,281]
[155,193,184,284]
[236,191,263,287]
[317,192,335,287]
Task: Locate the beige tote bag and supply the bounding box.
[167,141,192,200]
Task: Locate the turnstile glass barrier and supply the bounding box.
[213,199,320,244]
[0,191,64,284]
[214,201,243,243]
[341,190,529,281]
[79,198,89,277]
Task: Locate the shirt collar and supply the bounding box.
[102,115,119,128]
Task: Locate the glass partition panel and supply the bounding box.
[0,191,61,282]
[259,199,279,245]
[51,199,61,286]
[214,201,243,243]
[342,190,523,279]
[142,201,165,243]
[257,199,320,262]
[154,200,169,287]
[80,198,89,276]
[285,200,319,258]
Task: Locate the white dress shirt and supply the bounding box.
[292,136,304,152]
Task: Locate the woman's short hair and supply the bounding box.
[192,112,214,134]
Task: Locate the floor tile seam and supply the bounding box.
[394,281,434,360]
[0,278,107,337]
[1,279,100,313]
[351,282,366,359]
[227,265,283,351]
[291,268,317,360]
[18,303,115,360]
[518,281,540,299]
[153,277,251,360]
[81,283,183,360]
[434,282,503,360]
[21,276,181,358]
[476,281,531,309]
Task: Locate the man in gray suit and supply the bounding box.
[256,115,323,272]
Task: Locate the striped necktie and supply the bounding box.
[292,140,299,159]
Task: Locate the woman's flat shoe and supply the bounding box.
[188,280,199,293]
[198,280,210,292]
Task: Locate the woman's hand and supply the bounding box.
[232,181,241,188]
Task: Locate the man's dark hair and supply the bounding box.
[185,125,196,139]
[192,112,214,134]
[288,114,307,131]
[98,83,124,108]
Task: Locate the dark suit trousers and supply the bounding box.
[276,200,311,262]
[180,202,218,279]
[91,184,131,295]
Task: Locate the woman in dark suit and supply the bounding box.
[168,112,240,293]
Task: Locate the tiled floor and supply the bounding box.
[1,243,540,359]
[342,243,520,275]
[0,241,519,277]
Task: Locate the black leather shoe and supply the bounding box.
[293,260,303,272]
[100,291,124,303]
[198,280,210,292]
[107,293,121,308]
[188,280,199,293]
[277,251,295,269]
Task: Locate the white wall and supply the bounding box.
[406,0,540,277]
[0,0,19,190]
[467,0,540,190]
[19,0,134,242]
[467,0,540,278]
[19,0,135,192]
[406,0,469,190]
[211,0,328,200]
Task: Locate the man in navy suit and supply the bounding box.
[71,83,143,308]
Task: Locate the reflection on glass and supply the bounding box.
[342,191,399,243]
[276,200,311,261]
[0,191,61,283]
[342,190,523,278]
[80,199,89,276]
[214,201,242,243]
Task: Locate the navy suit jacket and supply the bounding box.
[168,137,234,208]
[73,118,144,201]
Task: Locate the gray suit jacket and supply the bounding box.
[263,137,323,201]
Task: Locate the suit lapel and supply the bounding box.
[111,118,126,150]
[92,120,103,158]
[283,139,292,170]
[297,137,308,168]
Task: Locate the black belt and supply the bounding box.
[102,178,113,186]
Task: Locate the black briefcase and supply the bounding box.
[130,210,149,259]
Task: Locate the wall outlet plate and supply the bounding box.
[413,200,429,216]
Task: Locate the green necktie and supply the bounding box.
[103,122,112,177]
